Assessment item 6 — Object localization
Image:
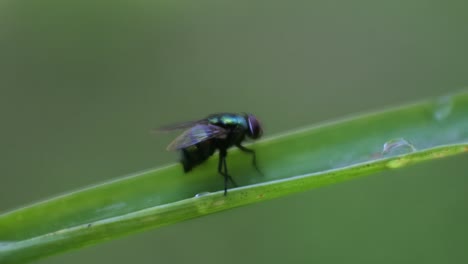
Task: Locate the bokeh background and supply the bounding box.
[1,0,468,263]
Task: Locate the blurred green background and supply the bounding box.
[1,0,467,263]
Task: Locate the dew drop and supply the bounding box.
[195,192,211,198]
[382,138,416,156]
[433,95,453,121]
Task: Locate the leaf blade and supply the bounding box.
[1,91,467,263]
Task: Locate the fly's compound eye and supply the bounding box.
[246,114,263,139]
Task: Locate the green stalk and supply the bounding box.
[1,91,467,263]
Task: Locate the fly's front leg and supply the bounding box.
[236,144,263,176]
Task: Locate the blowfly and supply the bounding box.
[158,113,263,195]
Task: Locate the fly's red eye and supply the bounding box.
[247,114,263,139]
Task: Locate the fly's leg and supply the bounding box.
[223,155,237,187]
[236,144,263,176]
[218,150,237,196]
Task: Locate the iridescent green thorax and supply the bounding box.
[207,113,248,129]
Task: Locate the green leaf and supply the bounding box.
[1,91,467,263]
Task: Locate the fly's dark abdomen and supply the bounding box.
[180,140,216,172]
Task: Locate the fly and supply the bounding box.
[158,113,263,195]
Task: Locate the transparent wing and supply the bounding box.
[157,120,208,132]
[166,124,227,151]
[151,118,210,135]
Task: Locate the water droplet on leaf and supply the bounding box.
[382,138,416,156]
[195,192,211,198]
